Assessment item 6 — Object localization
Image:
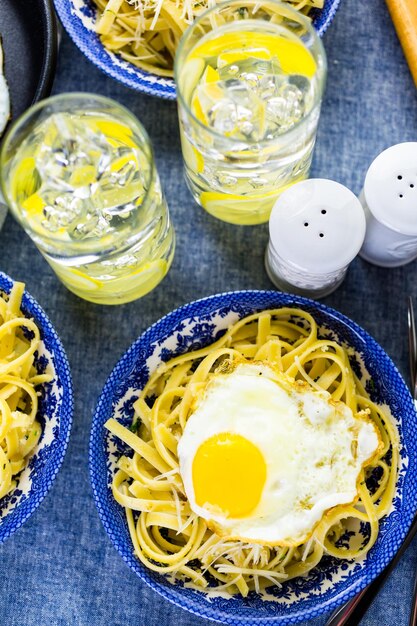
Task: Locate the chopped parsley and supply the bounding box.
[129,418,142,434]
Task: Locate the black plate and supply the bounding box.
[0,0,57,125]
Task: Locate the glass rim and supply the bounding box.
[0,92,157,253]
[174,0,327,147]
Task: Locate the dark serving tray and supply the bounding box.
[0,0,57,126]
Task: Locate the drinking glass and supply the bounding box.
[0,93,175,304]
[175,0,327,225]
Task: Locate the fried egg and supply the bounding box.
[178,362,381,546]
[0,38,10,136]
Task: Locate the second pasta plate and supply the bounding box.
[0,272,73,544]
[89,291,417,625]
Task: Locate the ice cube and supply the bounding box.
[249,177,269,189]
[218,57,281,90]
[31,112,149,240]
[219,63,240,79]
[263,75,311,136]
[70,211,100,240]
[216,173,238,187]
[257,74,280,100]
[39,187,85,232]
[35,115,106,191]
[197,80,266,141]
[36,144,72,189]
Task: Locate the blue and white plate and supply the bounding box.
[54,0,342,99]
[0,272,73,543]
[90,291,417,625]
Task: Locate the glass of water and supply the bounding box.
[175,0,327,225]
[0,93,175,305]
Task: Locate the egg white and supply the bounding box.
[178,362,380,546]
[0,39,10,136]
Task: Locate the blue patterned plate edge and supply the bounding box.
[89,290,417,625]
[0,271,74,543]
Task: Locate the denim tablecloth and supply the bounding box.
[1,0,417,624]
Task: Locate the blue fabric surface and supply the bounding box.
[1,0,417,624]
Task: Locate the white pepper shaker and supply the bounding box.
[359,142,417,267]
[265,178,366,298]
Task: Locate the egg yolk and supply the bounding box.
[192,433,267,518]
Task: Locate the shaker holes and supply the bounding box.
[304,222,309,227]
[319,233,324,238]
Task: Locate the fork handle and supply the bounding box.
[385,0,417,87]
[325,563,396,626]
[325,514,417,626]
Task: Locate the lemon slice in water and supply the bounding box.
[54,260,168,304]
[22,192,45,217]
[185,65,222,173]
[201,177,306,225]
[191,65,221,125]
[190,32,316,78]
[200,189,279,225]
[105,259,167,295]
[56,267,103,292]
[217,47,272,68]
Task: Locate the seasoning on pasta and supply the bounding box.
[92,0,324,77]
[106,309,399,597]
[0,282,52,500]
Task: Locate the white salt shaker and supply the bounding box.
[359,143,417,267]
[265,179,366,298]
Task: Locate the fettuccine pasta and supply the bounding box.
[106,309,399,597]
[0,282,51,501]
[93,0,324,77]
